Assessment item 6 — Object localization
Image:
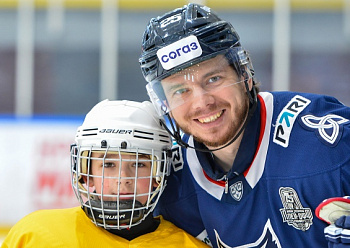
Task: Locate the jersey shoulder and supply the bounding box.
[2,207,128,247]
[269,91,350,117]
[2,208,82,247]
[263,91,350,176]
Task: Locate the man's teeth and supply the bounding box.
[198,111,222,123]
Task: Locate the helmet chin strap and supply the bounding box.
[82,199,144,227]
[161,81,257,153]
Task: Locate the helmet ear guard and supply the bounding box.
[225,47,255,79]
[70,144,86,185]
[225,47,257,106]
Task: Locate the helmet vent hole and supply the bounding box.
[145,44,155,52]
[121,141,127,149]
[196,11,204,19]
[193,23,207,30]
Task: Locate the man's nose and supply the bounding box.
[191,85,215,109]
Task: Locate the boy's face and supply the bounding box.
[86,152,157,205]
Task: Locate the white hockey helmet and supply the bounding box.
[71,99,172,230]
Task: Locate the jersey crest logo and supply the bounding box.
[229,181,243,201]
[171,144,183,171]
[279,187,313,231]
[273,95,311,148]
[214,219,282,248]
[300,114,349,146]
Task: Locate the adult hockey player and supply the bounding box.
[139,3,350,248]
[1,100,209,248]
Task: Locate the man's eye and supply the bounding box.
[173,88,188,95]
[208,76,221,84]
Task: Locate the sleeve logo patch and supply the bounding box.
[273,95,311,147]
[299,114,349,146]
[157,35,202,70]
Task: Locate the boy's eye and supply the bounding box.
[103,162,115,168]
[133,163,146,168]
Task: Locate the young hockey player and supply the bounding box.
[2,100,209,247]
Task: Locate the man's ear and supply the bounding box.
[248,77,253,91]
[243,75,253,91]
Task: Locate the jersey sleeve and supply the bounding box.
[324,223,350,247]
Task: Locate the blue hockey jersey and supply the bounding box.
[155,91,350,248]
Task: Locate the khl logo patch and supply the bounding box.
[279,187,313,231]
[229,181,243,201]
[300,114,349,146]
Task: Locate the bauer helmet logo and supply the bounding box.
[99,129,132,134]
[157,35,202,70]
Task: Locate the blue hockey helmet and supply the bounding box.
[139,3,254,84]
[139,4,257,152]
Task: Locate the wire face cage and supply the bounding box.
[70,144,169,230]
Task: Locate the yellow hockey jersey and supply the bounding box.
[1,207,209,248]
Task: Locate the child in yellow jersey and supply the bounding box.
[2,100,210,248]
